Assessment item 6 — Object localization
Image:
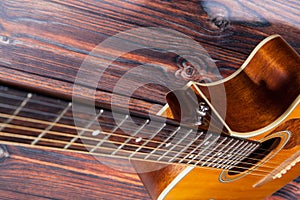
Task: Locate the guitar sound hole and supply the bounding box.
[228,137,281,175]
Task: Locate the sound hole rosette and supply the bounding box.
[219,131,291,183]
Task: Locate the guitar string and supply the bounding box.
[0,131,278,177]
[0,91,240,136]
[0,139,275,178]
[0,114,283,171]
[0,111,278,167]
[0,122,272,168]
[0,92,278,160]
[0,95,274,155]
[0,96,207,135]
[0,92,273,155]
[0,92,222,138]
[0,120,263,165]
[0,94,276,160]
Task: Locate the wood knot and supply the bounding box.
[175,56,216,83]
[211,16,229,30]
[0,145,9,162]
[175,56,198,81]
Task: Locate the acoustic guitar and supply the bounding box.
[0,34,299,200]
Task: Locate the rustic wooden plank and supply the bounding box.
[0,65,163,115]
[0,189,52,200]
[0,145,150,200]
[0,0,299,199]
[1,0,299,108]
[1,0,299,54]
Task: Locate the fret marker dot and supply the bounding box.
[92,130,100,136]
[165,143,172,148]
[189,154,195,159]
[135,137,142,143]
[204,141,210,146]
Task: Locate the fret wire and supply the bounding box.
[0,131,256,172]
[215,140,245,168]
[0,125,278,171]
[0,90,226,146]
[0,130,140,157]
[243,143,259,158]
[0,122,99,144]
[31,103,72,145]
[178,131,204,163]
[157,129,193,162]
[200,137,227,167]
[89,115,129,153]
[0,122,213,161]
[211,140,239,168]
[238,143,260,165]
[0,93,32,132]
[0,93,264,165]
[0,88,278,169]
[0,89,261,155]
[0,91,284,171]
[169,130,201,163]
[129,123,166,159]
[0,113,91,132]
[0,122,269,167]
[144,126,181,160]
[207,138,234,167]
[225,142,254,170]
[0,91,62,109]
[0,108,209,152]
[0,130,273,176]
[0,94,235,150]
[192,135,220,166]
[0,138,274,177]
[223,141,250,169]
[0,103,70,121]
[0,102,195,140]
[0,91,172,132]
[111,119,150,156]
[64,109,104,149]
[225,143,259,170]
[186,134,213,164]
[0,115,266,164]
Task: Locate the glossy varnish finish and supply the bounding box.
[0,0,299,199]
[135,35,300,199]
[197,36,300,133]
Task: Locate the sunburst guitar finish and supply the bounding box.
[135,35,300,200]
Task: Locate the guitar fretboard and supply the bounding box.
[0,85,261,169]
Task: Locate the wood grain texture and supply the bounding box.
[0,0,300,106]
[197,36,300,132]
[0,0,299,199]
[135,36,300,200]
[0,145,150,200]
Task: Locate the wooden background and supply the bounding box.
[0,0,299,199]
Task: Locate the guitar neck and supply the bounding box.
[0,84,260,169]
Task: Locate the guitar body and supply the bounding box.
[134,35,300,199]
[0,1,300,199]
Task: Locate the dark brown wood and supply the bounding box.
[133,161,185,200]
[0,0,299,199]
[0,145,150,200]
[273,119,300,150]
[134,35,300,200]
[198,36,300,132]
[0,0,299,107]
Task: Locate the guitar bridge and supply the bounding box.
[253,151,300,188]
